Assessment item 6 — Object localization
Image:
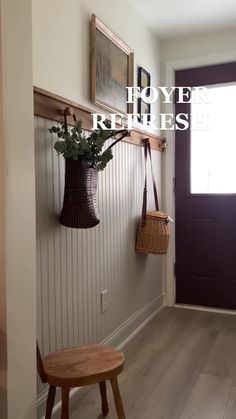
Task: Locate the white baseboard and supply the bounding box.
[175,303,236,316]
[38,294,165,419]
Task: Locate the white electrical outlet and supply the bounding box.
[101,290,108,313]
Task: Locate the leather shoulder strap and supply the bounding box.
[141,139,159,225]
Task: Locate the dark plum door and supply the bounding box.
[175,62,236,309]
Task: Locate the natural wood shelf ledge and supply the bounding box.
[34,87,166,151]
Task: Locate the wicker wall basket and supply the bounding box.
[135,139,170,255]
[59,159,99,229]
[136,211,170,255]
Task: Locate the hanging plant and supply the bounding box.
[49,119,120,171]
[49,110,128,229]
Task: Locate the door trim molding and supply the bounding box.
[163,49,236,307]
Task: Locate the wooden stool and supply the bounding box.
[37,344,125,419]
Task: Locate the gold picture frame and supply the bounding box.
[91,14,134,114]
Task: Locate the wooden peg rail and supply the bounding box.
[34,87,166,151]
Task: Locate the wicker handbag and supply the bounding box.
[136,139,170,255]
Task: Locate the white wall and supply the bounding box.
[161,27,236,71]
[1,0,37,418]
[32,0,160,119]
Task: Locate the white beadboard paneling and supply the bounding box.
[35,117,163,403]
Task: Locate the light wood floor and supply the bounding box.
[70,307,236,419]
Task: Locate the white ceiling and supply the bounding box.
[128,0,236,39]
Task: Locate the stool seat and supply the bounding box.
[44,344,124,387]
[37,342,126,418]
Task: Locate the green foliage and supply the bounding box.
[49,120,117,171]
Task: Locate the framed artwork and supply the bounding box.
[137,66,151,96]
[91,14,134,114]
[138,98,151,123]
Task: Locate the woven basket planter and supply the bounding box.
[59,159,99,229]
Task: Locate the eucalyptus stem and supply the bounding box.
[49,119,128,171]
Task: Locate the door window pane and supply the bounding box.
[191,84,236,194]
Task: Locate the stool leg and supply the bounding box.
[110,377,125,419]
[45,385,56,419]
[99,381,109,416]
[61,387,70,419]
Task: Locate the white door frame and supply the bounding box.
[0,5,7,417]
[1,1,37,417]
[163,50,236,307]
